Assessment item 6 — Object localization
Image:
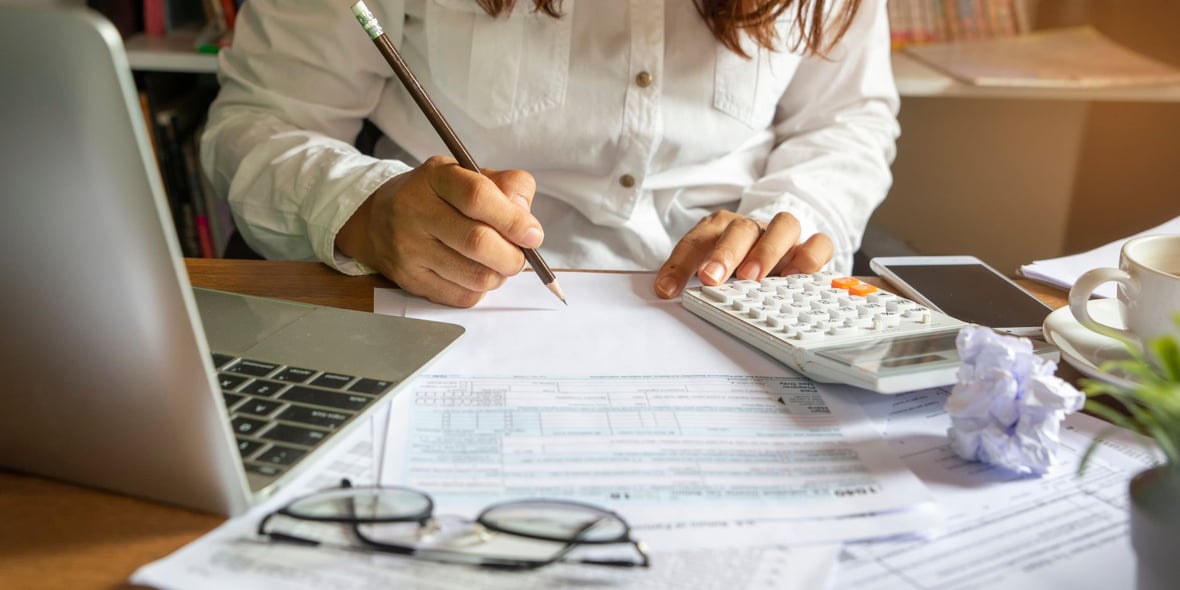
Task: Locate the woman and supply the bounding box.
[202,0,899,307]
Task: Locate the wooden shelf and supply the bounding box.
[124,32,217,74]
[892,51,1180,102]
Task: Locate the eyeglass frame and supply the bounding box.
[256,478,651,571]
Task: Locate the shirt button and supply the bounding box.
[635,71,653,88]
[619,174,636,188]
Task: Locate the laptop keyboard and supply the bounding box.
[212,352,397,480]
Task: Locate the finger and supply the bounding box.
[384,242,502,308]
[429,163,544,251]
[696,217,763,286]
[774,233,835,276]
[654,218,725,298]
[735,212,802,281]
[482,168,537,211]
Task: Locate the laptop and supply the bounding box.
[0,6,463,516]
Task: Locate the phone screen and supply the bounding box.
[883,264,1051,329]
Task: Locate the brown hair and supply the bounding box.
[472,0,863,58]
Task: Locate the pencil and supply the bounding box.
[350,1,567,305]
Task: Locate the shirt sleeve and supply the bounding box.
[737,0,901,274]
[199,0,408,275]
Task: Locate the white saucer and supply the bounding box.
[1043,298,1138,390]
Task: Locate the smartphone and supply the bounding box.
[869,255,1053,338]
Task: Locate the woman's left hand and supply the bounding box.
[653,211,833,299]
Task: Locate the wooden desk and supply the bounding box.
[0,259,1071,590]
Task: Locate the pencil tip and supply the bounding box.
[546,281,567,306]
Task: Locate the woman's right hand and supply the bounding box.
[335,156,545,307]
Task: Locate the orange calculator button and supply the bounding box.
[848,282,878,296]
[830,277,860,289]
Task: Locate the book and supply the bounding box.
[143,0,165,36]
[903,26,1180,88]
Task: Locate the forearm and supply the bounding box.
[201,106,410,274]
[740,0,899,273]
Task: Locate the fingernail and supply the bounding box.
[655,276,678,298]
[511,194,530,210]
[522,227,543,248]
[702,262,725,284]
[739,262,762,280]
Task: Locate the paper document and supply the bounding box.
[132,417,843,590]
[829,387,1159,590]
[382,374,941,548]
[375,273,942,548]
[1019,215,1180,298]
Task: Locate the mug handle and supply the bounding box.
[1068,267,1137,344]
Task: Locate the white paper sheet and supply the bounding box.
[1018,215,1180,298]
[374,272,804,377]
[829,387,1159,590]
[375,273,942,548]
[380,373,942,548]
[131,419,843,590]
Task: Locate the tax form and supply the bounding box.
[375,272,943,549]
[830,387,1157,589]
[132,409,843,590]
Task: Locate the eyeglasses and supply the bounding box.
[257,479,651,571]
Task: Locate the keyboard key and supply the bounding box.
[349,378,395,394]
[228,359,279,377]
[246,463,283,477]
[238,398,282,417]
[231,416,268,436]
[262,424,328,447]
[240,379,286,398]
[219,373,248,391]
[273,367,316,383]
[278,405,351,429]
[279,386,373,411]
[255,444,307,466]
[223,392,245,409]
[211,353,236,368]
[310,373,354,389]
[237,438,265,458]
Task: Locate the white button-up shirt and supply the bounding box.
[202,0,900,275]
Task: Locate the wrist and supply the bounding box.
[335,192,376,264]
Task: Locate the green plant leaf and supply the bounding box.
[1077,314,1180,472]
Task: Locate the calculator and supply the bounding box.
[682,272,1057,394]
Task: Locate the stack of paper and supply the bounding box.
[905,26,1180,88]
[1018,215,1180,298]
[132,272,1160,589]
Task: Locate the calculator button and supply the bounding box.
[848,283,878,296]
[701,285,734,304]
[847,316,874,328]
[732,280,761,293]
[877,312,902,328]
[794,328,824,341]
[828,324,858,337]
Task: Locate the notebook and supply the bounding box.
[0,6,463,516]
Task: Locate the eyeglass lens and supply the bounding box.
[285,487,433,522]
[479,500,630,543]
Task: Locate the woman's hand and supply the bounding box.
[335,156,544,307]
[653,210,833,299]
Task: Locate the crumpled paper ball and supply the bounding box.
[945,326,1085,475]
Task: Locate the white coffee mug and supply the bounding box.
[1069,234,1180,347]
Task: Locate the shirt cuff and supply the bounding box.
[314,160,414,276]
